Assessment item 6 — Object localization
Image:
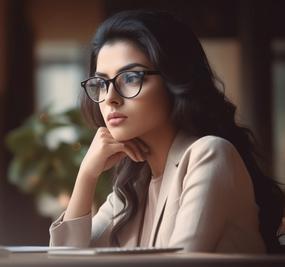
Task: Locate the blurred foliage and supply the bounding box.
[5,107,112,209]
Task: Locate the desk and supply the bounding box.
[1,252,285,267]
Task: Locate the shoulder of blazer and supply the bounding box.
[173,134,237,167]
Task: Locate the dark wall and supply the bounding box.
[0,0,51,245]
[104,0,238,37]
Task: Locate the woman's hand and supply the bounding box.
[64,127,149,221]
[78,127,149,182]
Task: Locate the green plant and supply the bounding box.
[5,108,112,216]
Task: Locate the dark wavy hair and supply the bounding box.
[81,10,284,252]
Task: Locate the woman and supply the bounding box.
[50,10,284,253]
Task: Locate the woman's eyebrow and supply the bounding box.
[117,63,150,72]
[95,63,150,77]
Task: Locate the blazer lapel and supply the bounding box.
[149,131,197,246]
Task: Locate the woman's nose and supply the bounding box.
[104,83,123,106]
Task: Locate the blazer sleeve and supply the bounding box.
[168,137,240,251]
[49,192,114,247]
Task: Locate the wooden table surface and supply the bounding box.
[1,252,285,267]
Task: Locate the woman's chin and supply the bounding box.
[108,129,136,142]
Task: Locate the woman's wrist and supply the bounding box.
[77,165,100,186]
[63,172,97,221]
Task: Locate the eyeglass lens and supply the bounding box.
[85,71,143,102]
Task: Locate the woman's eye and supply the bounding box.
[90,79,105,90]
[123,73,141,84]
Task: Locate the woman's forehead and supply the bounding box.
[96,41,153,75]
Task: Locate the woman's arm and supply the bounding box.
[64,127,145,220]
[50,127,147,247]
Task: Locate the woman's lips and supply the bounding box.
[108,117,127,126]
[107,112,128,126]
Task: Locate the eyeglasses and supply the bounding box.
[81,70,160,103]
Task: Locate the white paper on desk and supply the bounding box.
[48,247,183,256]
[5,246,74,253]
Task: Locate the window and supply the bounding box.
[272,40,285,183]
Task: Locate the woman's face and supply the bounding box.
[97,40,173,142]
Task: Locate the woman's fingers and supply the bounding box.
[103,152,126,171]
[96,127,150,163]
[122,139,150,162]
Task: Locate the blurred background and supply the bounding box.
[0,0,284,245]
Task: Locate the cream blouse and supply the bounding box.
[139,176,163,246]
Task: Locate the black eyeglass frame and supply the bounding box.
[81,70,160,103]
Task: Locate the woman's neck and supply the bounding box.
[141,125,177,178]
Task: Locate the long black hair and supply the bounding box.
[81,10,284,252]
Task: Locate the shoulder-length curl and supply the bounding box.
[81,10,284,252]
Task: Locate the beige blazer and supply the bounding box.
[50,132,266,253]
